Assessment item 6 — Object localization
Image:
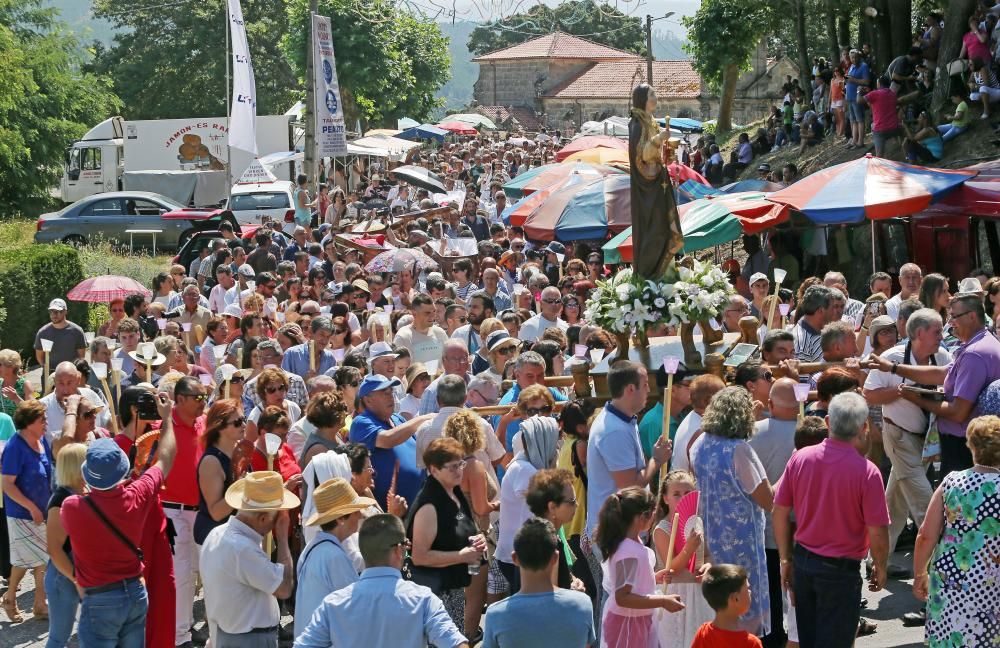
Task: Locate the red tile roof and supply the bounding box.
[473,31,640,62]
[543,60,702,99]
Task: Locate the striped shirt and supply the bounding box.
[793,318,824,362]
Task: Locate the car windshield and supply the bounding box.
[229,192,289,211]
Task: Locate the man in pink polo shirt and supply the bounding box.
[773,391,889,648]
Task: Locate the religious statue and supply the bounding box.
[628,83,685,279]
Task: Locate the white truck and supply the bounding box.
[61,115,297,206]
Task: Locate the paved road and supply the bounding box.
[4,553,926,647]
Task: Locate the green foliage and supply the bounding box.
[91,0,298,120]
[467,1,646,58]
[682,0,772,91]
[0,0,120,212]
[283,0,450,128]
[0,242,86,361]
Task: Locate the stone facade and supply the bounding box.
[473,60,596,110]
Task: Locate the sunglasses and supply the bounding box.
[541,298,562,305]
[263,284,277,290]
[455,317,468,323]
[228,417,246,427]
[496,345,517,356]
[523,405,553,416]
[265,385,288,394]
[179,392,208,402]
[230,375,246,384]
[81,410,98,420]
[345,381,360,388]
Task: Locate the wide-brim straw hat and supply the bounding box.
[224,471,300,512]
[303,477,376,527]
[127,349,167,367]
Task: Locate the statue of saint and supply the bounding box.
[628,83,685,279]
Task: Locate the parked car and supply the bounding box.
[228,181,300,234]
[34,191,226,250]
[172,226,292,271]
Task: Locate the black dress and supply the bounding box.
[194,446,233,545]
[405,475,478,593]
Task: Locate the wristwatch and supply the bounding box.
[891,361,899,375]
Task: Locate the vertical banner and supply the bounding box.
[313,14,348,157]
[228,0,257,154]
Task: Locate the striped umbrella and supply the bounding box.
[521,175,631,242]
[503,162,624,200]
[502,173,595,226]
[561,147,629,166]
[768,154,975,224]
[601,192,789,262]
[554,135,627,162]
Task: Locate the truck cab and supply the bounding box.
[61,117,124,203]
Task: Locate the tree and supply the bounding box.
[931,0,976,117]
[0,0,120,211]
[283,0,450,127]
[467,1,646,58]
[91,0,298,120]
[683,0,772,132]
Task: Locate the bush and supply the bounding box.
[0,244,87,361]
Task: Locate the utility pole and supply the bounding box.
[304,0,319,189]
[646,14,653,85]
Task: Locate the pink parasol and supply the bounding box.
[67,275,152,302]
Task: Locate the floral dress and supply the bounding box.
[925,469,1000,647]
[691,434,770,637]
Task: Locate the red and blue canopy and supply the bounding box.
[768,155,976,224]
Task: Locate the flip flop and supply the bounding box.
[2,595,23,622]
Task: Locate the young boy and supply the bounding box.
[691,564,763,648]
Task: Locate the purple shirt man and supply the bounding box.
[940,328,1000,438]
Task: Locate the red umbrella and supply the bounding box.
[668,162,711,186]
[67,275,151,302]
[555,135,627,162]
[437,121,478,135]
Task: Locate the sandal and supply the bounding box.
[856,617,877,637]
[2,595,23,623]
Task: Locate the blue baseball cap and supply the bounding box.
[358,374,402,399]
[82,438,131,490]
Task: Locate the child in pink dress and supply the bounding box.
[596,486,684,648]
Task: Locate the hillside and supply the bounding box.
[46,0,117,45]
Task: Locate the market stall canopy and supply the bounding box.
[503,162,625,200]
[397,117,420,130]
[923,180,1000,217]
[521,174,631,242]
[578,118,628,138]
[398,123,448,143]
[351,135,421,154]
[768,155,976,224]
[657,117,704,132]
[437,121,479,135]
[364,128,401,137]
[555,135,627,162]
[444,113,498,130]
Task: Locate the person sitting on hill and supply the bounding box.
[937,86,971,143]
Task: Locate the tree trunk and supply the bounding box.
[837,7,851,51]
[718,62,739,133]
[931,0,977,117]
[826,0,840,64]
[794,0,810,89]
[872,0,893,76]
[888,0,912,57]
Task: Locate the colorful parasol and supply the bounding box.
[521,175,632,242]
[504,162,625,200]
[436,121,478,136]
[561,147,629,166]
[668,163,710,186]
[443,113,497,130]
[364,248,438,273]
[768,154,976,224]
[502,173,595,226]
[555,135,627,162]
[67,275,152,302]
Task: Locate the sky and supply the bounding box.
[410,0,700,38]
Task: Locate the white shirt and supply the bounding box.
[414,406,506,469]
[399,394,421,420]
[249,400,302,426]
[200,517,284,635]
[885,293,904,322]
[209,283,237,314]
[286,417,316,459]
[495,454,537,563]
[670,410,702,472]
[393,325,449,364]
[864,343,952,434]
[40,388,111,444]
[517,314,568,342]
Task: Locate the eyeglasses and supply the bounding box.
[541,298,562,305]
[230,375,246,384]
[263,284,277,291]
[227,417,246,427]
[391,539,412,550]
[265,385,288,394]
[951,310,975,321]
[564,301,579,308]
[496,345,517,356]
[455,317,468,323]
[441,459,467,472]
[345,381,360,388]
[561,497,578,506]
[511,245,525,251]
[81,410,97,420]
[178,392,208,402]
[523,405,553,416]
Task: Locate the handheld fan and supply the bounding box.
[674,490,702,572]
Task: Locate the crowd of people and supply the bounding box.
[2,106,1000,648]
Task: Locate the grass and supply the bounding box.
[0,219,174,330]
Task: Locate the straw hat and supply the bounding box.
[224,471,300,512]
[303,478,376,527]
[405,363,430,393]
[127,348,167,367]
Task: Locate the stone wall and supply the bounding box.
[473,60,594,109]
[542,97,703,126]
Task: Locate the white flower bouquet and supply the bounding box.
[584,260,733,334]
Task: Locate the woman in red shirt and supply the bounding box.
[831,67,847,138]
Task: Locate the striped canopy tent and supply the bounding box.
[554,135,627,162]
[503,162,625,200]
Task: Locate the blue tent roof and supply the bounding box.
[656,117,703,132]
[398,123,447,143]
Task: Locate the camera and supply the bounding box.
[136,392,161,421]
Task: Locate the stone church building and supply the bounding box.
[471,31,796,132]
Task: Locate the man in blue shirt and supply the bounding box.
[282,316,338,380]
[294,478,373,636]
[482,518,594,648]
[348,375,433,507]
[845,49,871,148]
[295,514,468,648]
